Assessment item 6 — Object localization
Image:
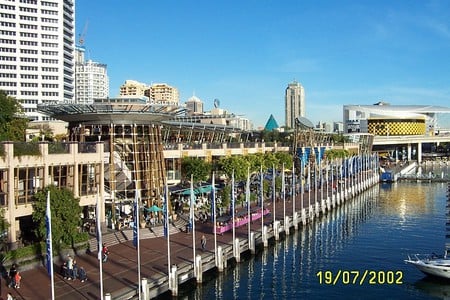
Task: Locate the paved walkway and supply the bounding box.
[0,180,365,300]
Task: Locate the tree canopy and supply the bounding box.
[181,157,211,182]
[0,90,28,141]
[32,185,83,251]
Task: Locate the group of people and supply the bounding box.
[7,264,21,289]
[60,255,87,283]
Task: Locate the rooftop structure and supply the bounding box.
[145,83,179,106]
[343,104,450,136]
[0,0,75,121]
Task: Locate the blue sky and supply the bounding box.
[76,0,450,129]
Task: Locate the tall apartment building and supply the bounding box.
[285,81,305,129]
[74,46,109,104]
[119,80,149,98]
[145,83,179,106]
[0,0,75,120]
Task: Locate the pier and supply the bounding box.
[6,165,380,300]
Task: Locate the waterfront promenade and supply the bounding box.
[1,173,378,300]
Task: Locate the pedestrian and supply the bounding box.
[72,260,79,280]
[201,235,206,251]
[14,271,21,289]
[102,243,109,262]
[78,266,87,283]
[66,255,74,280]
[6,293,14,300]
[8,264,17,288]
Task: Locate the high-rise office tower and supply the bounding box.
[285,80,305,129]
[74,47,109,104]
[0,0,75,120]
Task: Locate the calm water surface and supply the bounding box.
[176,177,450,299]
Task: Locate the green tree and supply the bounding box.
[181,157,211,182]
[0,208,10,252]
[325,149,350,160]
[32,185,82,252]
[274,152,293,169]
[218,155,250,181]
[0,90,28,141]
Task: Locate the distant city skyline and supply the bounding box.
[76,0,450,128]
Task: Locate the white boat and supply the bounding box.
[405,253,450,280]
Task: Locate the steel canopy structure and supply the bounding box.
[37,100,188,222]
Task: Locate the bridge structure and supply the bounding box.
[373,134,450,163]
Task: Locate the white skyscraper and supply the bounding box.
[285,81,305,129]
[75,47,109,104]
[0,0,75,120]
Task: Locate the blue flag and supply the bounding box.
[133,191,138,248]
[163,185,169,238]
[45,191,53,276]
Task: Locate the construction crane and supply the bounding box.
[78,21,89,47]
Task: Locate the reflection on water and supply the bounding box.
[178,183,449,300]
[414,277,450,300]
[379,182,440,216]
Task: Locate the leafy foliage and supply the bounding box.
[325,149,350,159]
[0,208,10,252]
[0,90,28,141]
[32,185,82,252]
[181,157,211,182]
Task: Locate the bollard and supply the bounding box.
[141,277,148,300]
[250,231,256,253]
[217,246,224,272]
[293,212,298,231]
[301,208,307,225]
[234,238,240,262]
[284,216,290,235]
[104,293,111,300]
[170,264,178,296]
[274,221,280,241]
[195,255,203,283]
[263,225,268,247]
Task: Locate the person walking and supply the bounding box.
[8,264,17,288]
[201,235,206,251]
[14,271,21,289]
[102,243,109,262]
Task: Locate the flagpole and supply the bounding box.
[46,191,55,300]
[190,175,196,275]
[96,187,104,300]
[212,173,217,266]
[272,165,275,225]
[292,164,295,218]
[260,165,264,233]
[166,182,171,282]
[232,170,235,255]
[135,185,141,300]
[282,163,286,221]
[246,167,251,240]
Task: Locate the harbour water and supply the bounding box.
[175,176,450,299]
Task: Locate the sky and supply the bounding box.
[76,0,450,129]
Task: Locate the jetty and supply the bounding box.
[4,162,381,300]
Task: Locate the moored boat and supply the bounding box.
[405,253,450,280]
